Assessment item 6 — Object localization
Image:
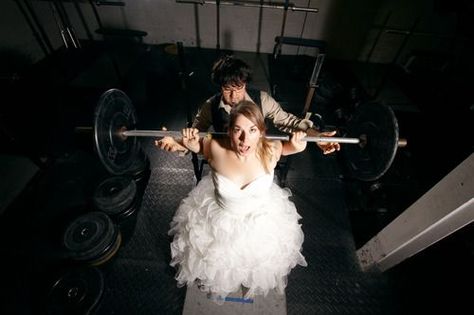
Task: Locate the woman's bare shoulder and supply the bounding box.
[266,140,282,169]
[205,137,228,160]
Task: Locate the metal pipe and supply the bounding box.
[95,1,126,6]
[295,0,311,56]
[256,0,263,53]
[302,53,325,115]
[55,0,81,48]
[121,129,361,144]
[50,2,69,48]
[177,0,318,12]
[273,0,289,57]
[216,0,220,51]
[193,3,201,48]
[279,0,289,37]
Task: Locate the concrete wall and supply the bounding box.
[358,0,461,64]
[1,0,62,66]
[1,0,469,68]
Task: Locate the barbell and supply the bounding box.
[92,89,406,181]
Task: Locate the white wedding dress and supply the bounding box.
[169,170,307,300]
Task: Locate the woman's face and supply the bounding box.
[229,114,261,157]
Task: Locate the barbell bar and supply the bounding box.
[121,129,407,147]
[93,89,406,181]
[82,127,407,147]
[121,129,361,144]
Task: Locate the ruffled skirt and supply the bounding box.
[168,175,307,300]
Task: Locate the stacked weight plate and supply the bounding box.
[93,176,138,223]
[63,212,121,266]
[47,267,104,315]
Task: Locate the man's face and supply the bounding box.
[221,83,246,106]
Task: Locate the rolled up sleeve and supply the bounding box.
[192,100,213,132]
[260,91,313,133]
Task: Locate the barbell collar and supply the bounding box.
[398,138,408,147]
[121,129,360,144]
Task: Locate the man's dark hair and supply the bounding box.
[211,55,252,87]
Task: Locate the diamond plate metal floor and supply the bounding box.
[284,146,398,314]
[95,141,196,314]
[91,138,399,314]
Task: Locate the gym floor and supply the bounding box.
[1,40,472,314]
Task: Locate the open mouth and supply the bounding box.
[238,144,251,155]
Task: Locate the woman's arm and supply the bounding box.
[181,128,213,159]
[281,131,307,156]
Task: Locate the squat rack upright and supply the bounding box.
[176,0,319,51]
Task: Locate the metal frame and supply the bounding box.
[357,153,474,272]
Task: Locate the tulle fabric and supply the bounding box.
[169,171,307,300]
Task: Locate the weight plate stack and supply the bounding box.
[63,212,121,266]
[126,148,150,184]
[93,176,138,222]
[47,267,104,315]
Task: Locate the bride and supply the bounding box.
[167,100,308,301]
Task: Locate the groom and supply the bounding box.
[156,55,340,155]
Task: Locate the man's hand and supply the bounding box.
[154,127,188,153]
[306,128,341,155]
[155,136,188,152]
[182,128,200,153]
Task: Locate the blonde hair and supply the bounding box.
[229,100,273,172]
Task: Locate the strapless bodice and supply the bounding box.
[212,171,274,212]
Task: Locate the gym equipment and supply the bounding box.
[93,176,138,222]
[63,211,121,266]
[91,89,406,181]
[51,0,81,49]
[177,0,318,11]
[342,102,404,181]
[48,267,104,315]
[94,89,139,175]
[177,0,319,51]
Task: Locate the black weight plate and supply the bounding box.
[89,231,122,266]
[48,267,104,315]
[115,202,138,222]
[63,212,117,262]
[126,149,150,182]
[93,176,137,213]
[94,89,139,175]
[342,102,399,181]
